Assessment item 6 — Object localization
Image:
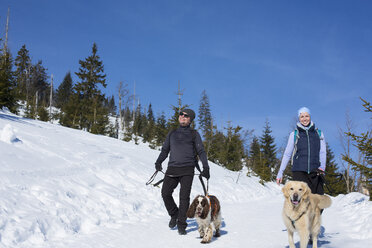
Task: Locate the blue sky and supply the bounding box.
[1,0,371,164]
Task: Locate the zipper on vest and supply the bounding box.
[306,129,310,174]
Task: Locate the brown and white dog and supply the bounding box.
[187,195,222,243]
[282,181,332,248]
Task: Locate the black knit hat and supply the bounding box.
[182,109,195,122]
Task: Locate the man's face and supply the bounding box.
[179,112,191,126]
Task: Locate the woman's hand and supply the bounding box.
[276,178,282,185]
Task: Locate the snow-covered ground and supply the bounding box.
[0,109,371,248]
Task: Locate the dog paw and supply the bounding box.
[201,240,210,244]
[214,232,220,237]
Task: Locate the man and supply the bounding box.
[155,108,210,235]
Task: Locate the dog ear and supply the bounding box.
[200,197,210,219]
[209,196,220,220]
[282,182,290,198]
[187,197,197,218]
[302,183,311,199]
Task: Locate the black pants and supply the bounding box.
[161,167,194,229]
[292,171,324,195]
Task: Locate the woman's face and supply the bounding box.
[299,112,311,127]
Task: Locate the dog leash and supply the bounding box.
[199,175,209,196]
[316,170,344,195]
[146,170,202,187]
[146,170,165,186]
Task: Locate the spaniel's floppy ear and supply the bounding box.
[200,197,210,219]
[209,195,220,220]
[187,197,198,218]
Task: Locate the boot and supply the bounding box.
[178,227,187,235]
[169,215,177,228]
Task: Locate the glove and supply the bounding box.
[317,168,325,175]
[155,163,162,171]
[201,168,210,180]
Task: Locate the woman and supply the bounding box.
[276,107,326,195]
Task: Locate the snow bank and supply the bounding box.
[332,193,372,239]
[0,124,19,144]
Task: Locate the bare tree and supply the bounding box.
[117,81,130,140]
[338,110,356,193]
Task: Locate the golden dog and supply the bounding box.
[282,181,332,248]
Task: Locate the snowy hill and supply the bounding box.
[0,109,371,248]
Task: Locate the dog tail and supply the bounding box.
[318,195,332,209]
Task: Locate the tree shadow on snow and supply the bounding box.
[0,112,36,126]
[283,226,337,248]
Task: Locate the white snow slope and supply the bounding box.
[0,109,371,248]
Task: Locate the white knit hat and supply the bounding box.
[298,107,311,117]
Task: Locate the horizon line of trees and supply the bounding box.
[1,40,370,198]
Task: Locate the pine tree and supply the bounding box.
[198,90,213,156]
[123,106,133,142]
[143,103,155,143]
[324,143,347,196]
[73,43,108,133]
[132,103,144,144]
[55,71,73,109]
[154,112,168,147]
[248,136,261,175]
[30,60,49,103]
[223,124,246,171]
[259,120,278,181]
[105,95,116,115]
[14,44,31,100]
[37,104,49,121]
[208,129,226,166]
[0,47,17,112]
[342,98,372,199]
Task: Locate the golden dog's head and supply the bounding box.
[282,181,310,206]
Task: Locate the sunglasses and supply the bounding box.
[179,112,190,118]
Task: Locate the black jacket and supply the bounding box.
[155,125,209,170]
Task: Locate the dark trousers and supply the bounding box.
[161,167,194,229]
[292,171,324,195]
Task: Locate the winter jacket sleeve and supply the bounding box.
[194,131,209,170]
[155,131,171,166]
[277,132,295,179]
[319,132,326,171]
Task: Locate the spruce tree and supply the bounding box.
[132,103,143,144]
[198,90,213,156]
[123,106,133,141]
[143,103,155,143]
[14,44,31,100]
[105,95,116,115]
[37,104,49,121]
[259,120,278,181]
[324,143,347,196]
[30,60,49,103]
[223,124,246,171]
[248,136,261,175]
[208,129,226,166]
[154,112,168,147]
[0,47,17,112]
[55,72,73,109]
[342,98,372,199]
[74,43,108,133]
